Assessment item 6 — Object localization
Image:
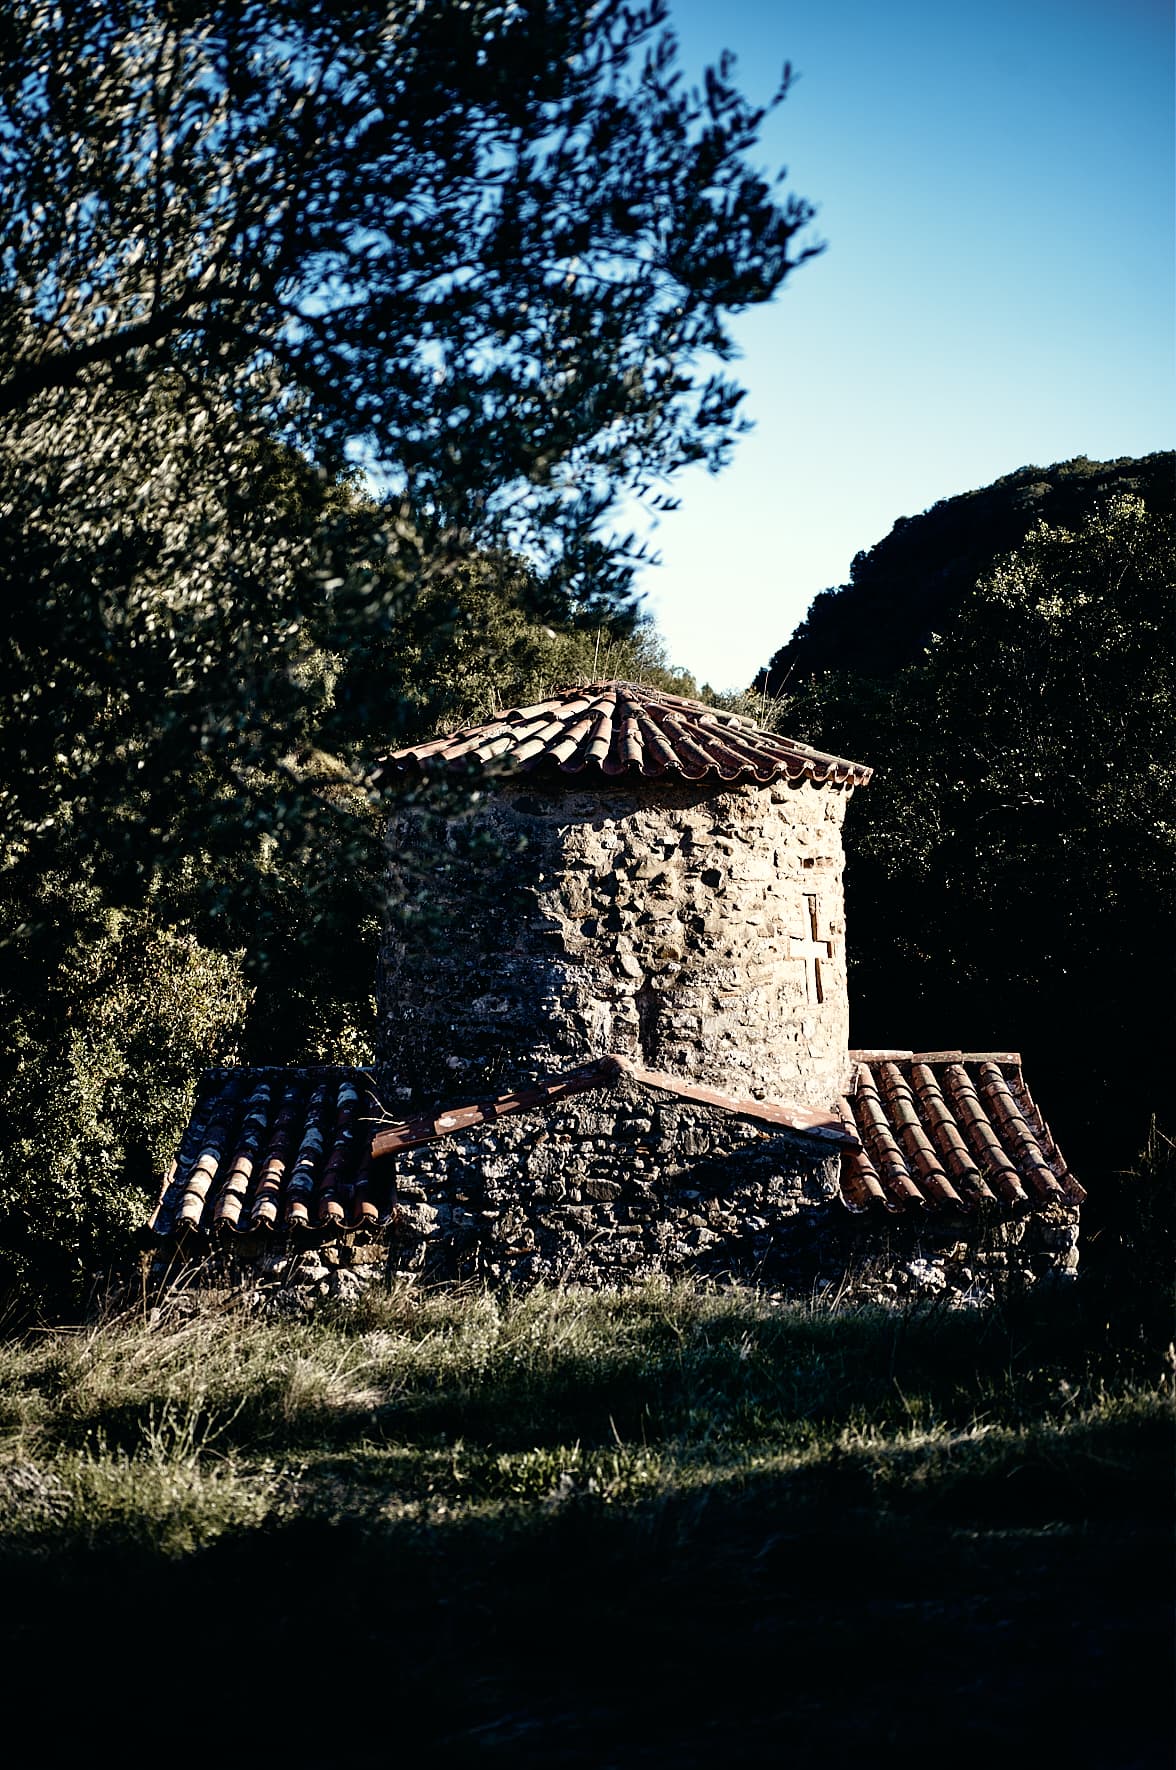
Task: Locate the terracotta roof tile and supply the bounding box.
[379,681,873,789]
[153,1051,1081,1243]
[841,1053,1085,1214]
[151,1068,385,1241]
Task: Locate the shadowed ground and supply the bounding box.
[0,1281,1169,1764]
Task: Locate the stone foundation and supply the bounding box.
[380,775,853,1113]
[831,1204,1081,1306]
[146,1197,1080,1316]
[385,1073,841,1288]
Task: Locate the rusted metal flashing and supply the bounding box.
[370,1053,857,1159]
[370,1061,617,1156]
[614,1058,855,1144]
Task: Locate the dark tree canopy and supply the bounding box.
[0,3,817,1300]
[765,488,1176,1174]
[756,453,1175,696]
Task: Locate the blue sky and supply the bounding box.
[630,0,1174,690]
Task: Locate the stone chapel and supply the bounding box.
[152,681,1084,1300]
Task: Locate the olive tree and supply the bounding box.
[0,1,818,1300]
[2,0,816,884]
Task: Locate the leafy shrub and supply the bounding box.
[0,878,250,1311]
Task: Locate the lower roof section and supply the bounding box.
[151,1068,383,1242]
[149,1051,1082,1242]
[839,1055,1084,1214]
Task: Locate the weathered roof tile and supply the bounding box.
[840,1052,1084,1214]
[151,1068,385,1241]
[380,681,873,789]
[152,1050,1080,1242]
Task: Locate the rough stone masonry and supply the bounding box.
[384,1067,845,1290]
[150,683,1084,1307]
[379,774,852,1115]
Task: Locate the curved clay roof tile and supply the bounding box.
[152,1054,1079,1240]
[380,681,872,789]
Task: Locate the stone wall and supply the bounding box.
[831,1205,1081,1306]
[385,1074,843,1288]
[378,1076,1081,1299]
[380,774,853,1114]
[151,1081,1080,1311]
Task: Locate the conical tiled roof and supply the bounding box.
[381,681,872,787]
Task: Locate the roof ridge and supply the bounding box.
[369,1054,855,1158]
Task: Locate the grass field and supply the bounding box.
[1,1277,1170,1764]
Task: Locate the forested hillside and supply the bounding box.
[756,473,1175,1180]
[756,452,1174,693]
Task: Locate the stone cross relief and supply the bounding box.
[788,894,833,1004]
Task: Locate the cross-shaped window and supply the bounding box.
[788,894,833,1003]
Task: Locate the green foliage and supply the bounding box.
[340,551,557,751]
[3,0,814,902]
[1,2,810,1297]
[339,549,698,750]
[0,1280,1168,1541]
[773,492,1176,1170]
[2,2,815,563]
[0,877,251,1301]
[0,1404,278,1558]
[757,451,1175,695]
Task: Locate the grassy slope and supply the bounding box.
[0,1280,1170,1763]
